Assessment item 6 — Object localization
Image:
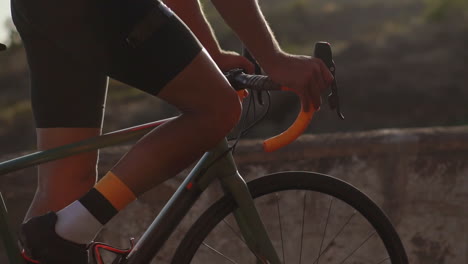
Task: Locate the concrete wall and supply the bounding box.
[1,126,467,263]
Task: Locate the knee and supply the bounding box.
[194,86,242,144]
[218,88,243,133]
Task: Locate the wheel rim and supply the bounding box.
[173,172,407,264]
[192,190,391,263]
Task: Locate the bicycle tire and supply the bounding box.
[172,171,408,264]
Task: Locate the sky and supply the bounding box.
[0,1,11,43]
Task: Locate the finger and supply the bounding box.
[221,56,255,74]
[310,69,322,111]
[317,59,334,86]
[301,77,316,113]
[240,56,256,74]
[316,64,328,93]
[301,83,311,113]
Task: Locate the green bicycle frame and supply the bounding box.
[0,118,281,264]
[124,139,281,264]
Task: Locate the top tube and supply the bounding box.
[0,118,174,176]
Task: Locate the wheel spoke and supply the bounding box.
[339,231,377,264]
[312,210,357,264]
[222,218,246,243]
[299,192,307,264]
[275,193,286,264]
[202,242,238,264]
[316,197,334,264]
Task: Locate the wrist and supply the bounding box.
[209,49,230,63]
[257,49,288,74]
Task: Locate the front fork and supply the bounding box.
[210,140,281,264]
[220,172,281,264]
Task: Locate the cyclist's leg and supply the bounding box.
[17,41,107,264]
[53,48,241,244]
[44,3,241,243]
[12,0,109,221]
[20,0,239,261]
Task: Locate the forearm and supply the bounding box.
[211,0,283,67]
[163,0,222,57]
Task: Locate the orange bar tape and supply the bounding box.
[263,86,315,152]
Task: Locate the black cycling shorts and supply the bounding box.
[11,0,202,128]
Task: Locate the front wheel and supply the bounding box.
[172,172,408,264]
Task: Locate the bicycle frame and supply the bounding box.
[0,117,281,264]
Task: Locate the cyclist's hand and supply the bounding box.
[262,52,334,112]
[212,50,255,74]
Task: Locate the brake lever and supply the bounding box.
[314,42,344,120]
[329,80,344,119]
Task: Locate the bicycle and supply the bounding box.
[0,42,408,264]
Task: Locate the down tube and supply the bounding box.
[123,140,233,264]
[123,173,203,264]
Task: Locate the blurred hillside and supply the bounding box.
[0,0,467,155]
